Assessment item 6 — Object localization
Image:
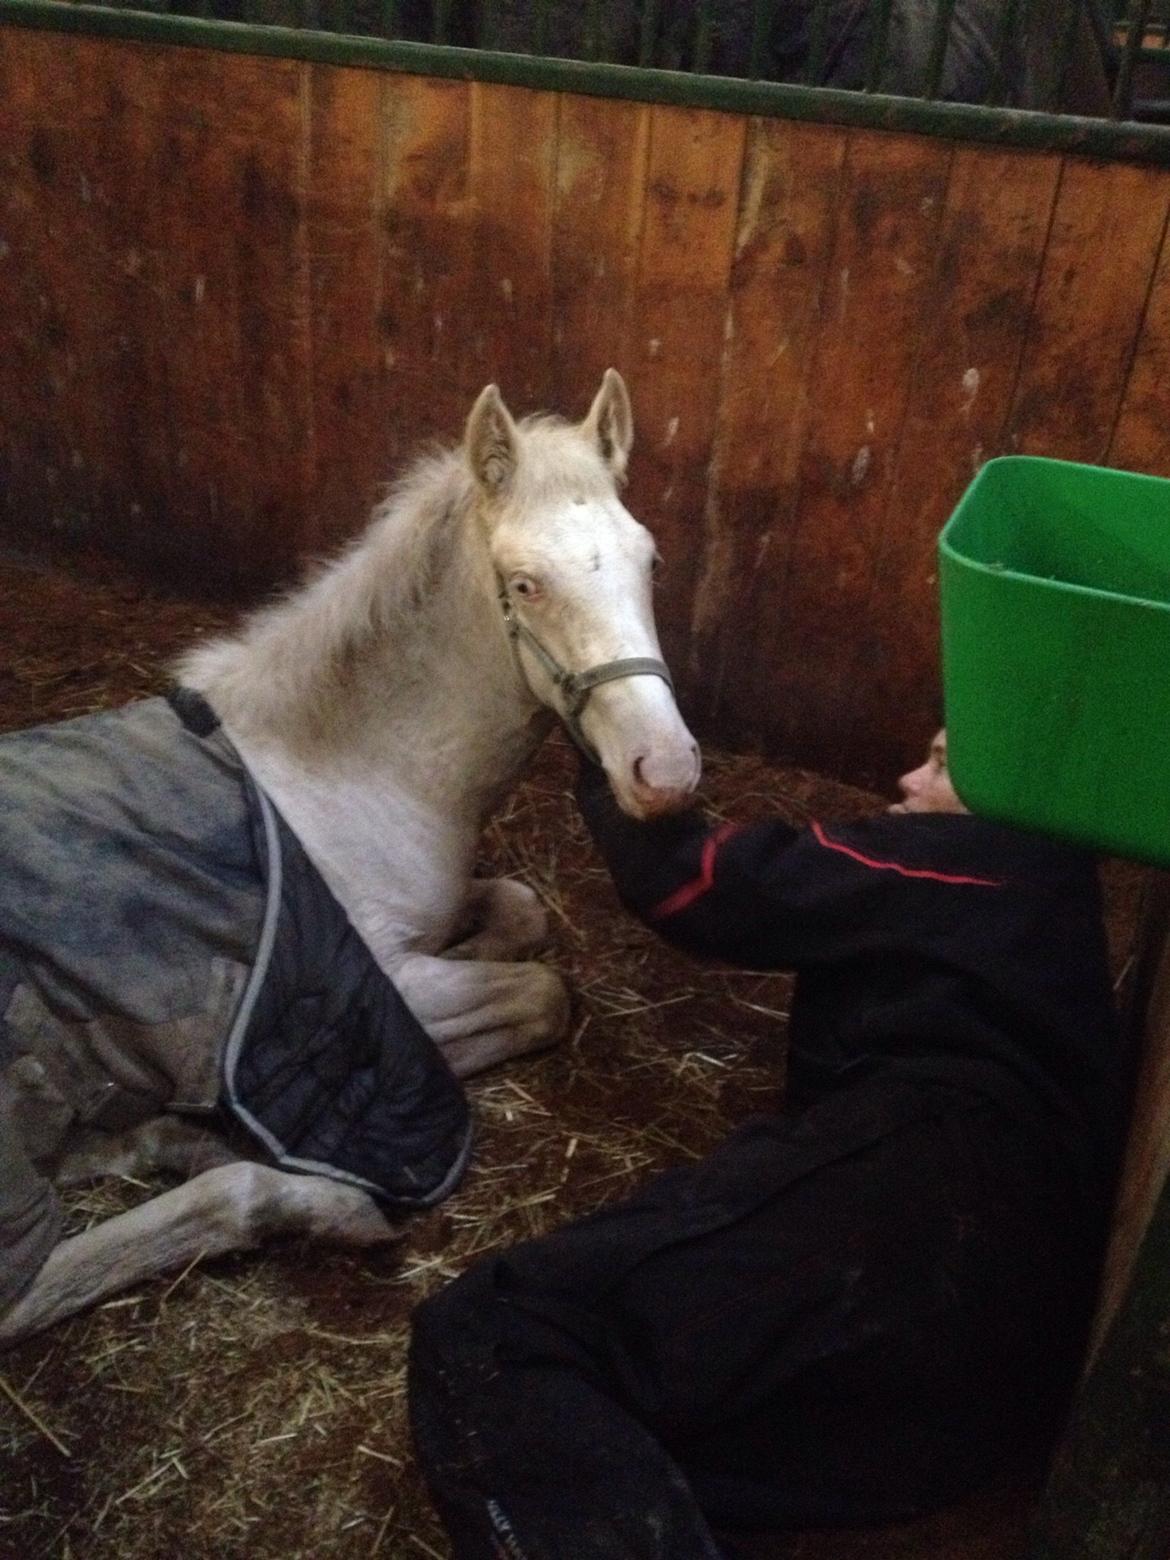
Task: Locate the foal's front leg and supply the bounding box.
[394,954,570,1078]
[444,877,550,962]
[0,1165,400,1348]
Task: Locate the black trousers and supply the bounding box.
[408,1077,1094,1560]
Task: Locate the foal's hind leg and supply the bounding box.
[394,955,570,1078]
[55,1116,237,1186]
[0,1163,400,1348]
[445,878,550,962]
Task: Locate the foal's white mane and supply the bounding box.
[178,446,479,751]
[178,413,618,754]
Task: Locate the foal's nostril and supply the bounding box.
[632,756,647,788]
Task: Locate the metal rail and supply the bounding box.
[4,0,1170,163]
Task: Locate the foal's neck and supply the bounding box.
[200,481,541,810]
[178,465,547,956]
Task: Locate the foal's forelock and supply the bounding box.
[495,416,627,505]
[354,419,617,625]
[177,451,478,745]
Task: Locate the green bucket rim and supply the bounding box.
[938,454,1170,617]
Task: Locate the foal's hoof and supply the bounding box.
[287,1177,404,1247]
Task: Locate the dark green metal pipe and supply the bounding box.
[692,0,714,75]
[477,0,497,51]
[804,0,834,85]
[637,0,659,68]
[923,0,959,99]
[983,0,1022,105]
[1115,0,1155,116]
[1054,0,1087,107]
[747,0,770,80]
[863,0,895,92]
[4,0,1170,166]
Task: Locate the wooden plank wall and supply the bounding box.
[3,28,1170,789]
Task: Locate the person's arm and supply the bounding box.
[575,760,803,967]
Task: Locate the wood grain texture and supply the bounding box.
[220,57,315,583]
[551,93,652,420]
[306,62,386,554]
[150,48,251,581]
[5,27,1170,781]
[1109,211,1170,481]
[1005,157,1170,465]
[839,145,1063,786]
[115,43,311,587]
[466,80,558,414]
[758,126,953,778]
[75,41,175,575]
[0,30,92,548]
[376,73,475,455]
[622,102,746,697]
[692,116,848,744]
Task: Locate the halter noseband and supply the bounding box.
[497,578,674,759]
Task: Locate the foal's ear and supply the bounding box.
[466,383,519,498]
[581,368,634,482]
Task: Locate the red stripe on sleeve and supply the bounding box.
[650,822,745,919]
[810,820,1004,887]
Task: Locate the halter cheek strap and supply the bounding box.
[497,580,675,759]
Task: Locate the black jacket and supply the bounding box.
[576,764,1124,1225]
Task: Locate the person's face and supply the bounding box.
[889,729,968,815]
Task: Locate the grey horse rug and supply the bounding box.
[0,691,471,1311]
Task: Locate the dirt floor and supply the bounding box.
[0,548,1147,1560]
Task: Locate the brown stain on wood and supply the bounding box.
[142,45,312,588]
[1005,158,1170,465]
[74,42,174,575]
[152,61,250,584]
[551,94,651,418]
[622,102,746,701]
[0,32,93,547]
[757,127,953,778]
[692,117,848,746]
[4,27,1170,782]
[305,63,387,555]
[1110,217,1170,480]
[839,144,1064,787]
[376,73,476,451]
[466,81,558,413]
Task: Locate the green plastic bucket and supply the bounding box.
[939,455,1170,865]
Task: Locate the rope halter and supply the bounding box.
[497,577,674,760]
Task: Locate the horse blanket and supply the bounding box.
[0,691,471,1311]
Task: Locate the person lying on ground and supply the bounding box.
[408,730,1126,1560]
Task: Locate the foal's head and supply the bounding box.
[464,370,700,819]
